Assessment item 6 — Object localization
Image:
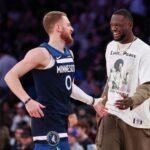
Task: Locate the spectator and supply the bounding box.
[0,50,17,97]
[10,124,24,150]
[0,125,11,150]
[20,127,33,150]
[68,113,78,127]
[68,127,84,150]
[11,102,31,133]
[79,69,101,97]
[76,120,93,150]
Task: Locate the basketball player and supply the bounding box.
[96,9,150,150]
[5,11,107,150]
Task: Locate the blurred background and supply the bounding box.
[0,0,150,149]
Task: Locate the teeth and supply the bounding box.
[113,33,119,36]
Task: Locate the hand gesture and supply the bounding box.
[115,94,133,110]
[93,97,108,117]
[25,99,46,118]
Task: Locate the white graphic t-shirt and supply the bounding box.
[106,38,150,128]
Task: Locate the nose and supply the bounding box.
[70,26,74,32]
[111,25,117,32]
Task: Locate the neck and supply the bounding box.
[117,34,136,53]
[48,34,65,52]
[120,33,135,44]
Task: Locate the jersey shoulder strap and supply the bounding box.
[39,42,60,57]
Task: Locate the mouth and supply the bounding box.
[113,32,120,38]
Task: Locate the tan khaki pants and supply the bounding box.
[96,115,150,150]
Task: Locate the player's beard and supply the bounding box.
[60,29,74,45]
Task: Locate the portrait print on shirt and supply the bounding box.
[108,52,136,96]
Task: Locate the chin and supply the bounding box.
[114,34,126,42]
[114,38,121,41]
[114,36,124,42]
[66,37,74,45]
[66,40,74,45]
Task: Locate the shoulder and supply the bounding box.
[105,40,117,56]
[22,47,51,68]
[26,47,50,58]
[133,38,150,56]
[134,38,150,50]
[25,47,51,62]
[107,40,117,49]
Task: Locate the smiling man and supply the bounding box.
[96,9,150,150]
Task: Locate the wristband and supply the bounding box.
[24,98,31,105]
[129,97,133,110]
[91,97,95,106]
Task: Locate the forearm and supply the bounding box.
[101,81,108,105]
[70,83,95,105]
[131,82,150,108]
[5,71,30,102]
[96,81,108,123]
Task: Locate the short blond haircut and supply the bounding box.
[43,11,66,34]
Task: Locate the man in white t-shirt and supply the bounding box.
[96,9,150,150]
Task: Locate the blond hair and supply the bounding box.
[43,11,66,34]
[0,126,10,149]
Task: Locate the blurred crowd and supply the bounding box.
[0,0,150,149]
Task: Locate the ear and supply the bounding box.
[128,21,133,29]
[55,23,62,32]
